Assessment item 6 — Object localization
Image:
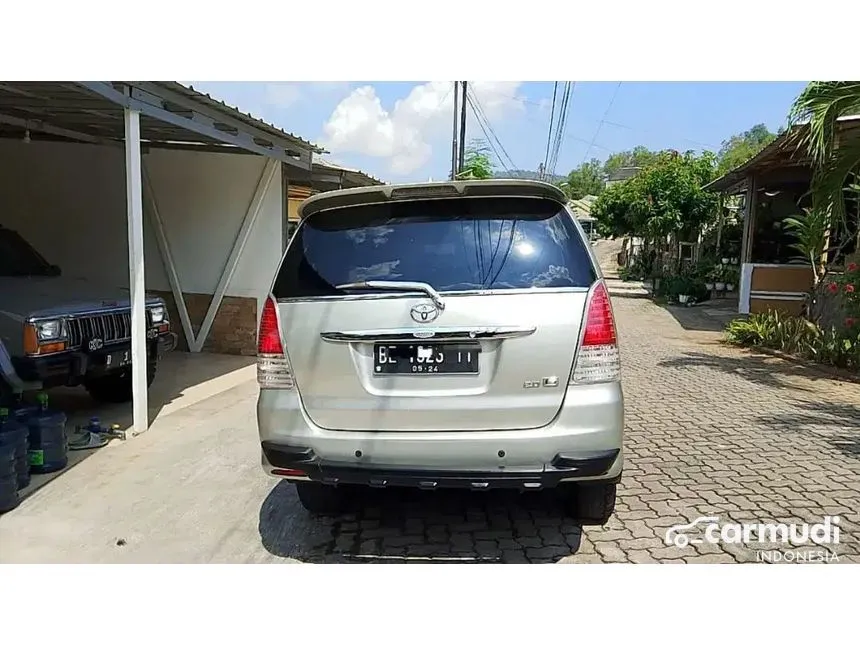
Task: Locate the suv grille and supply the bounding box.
[67,311,132,349]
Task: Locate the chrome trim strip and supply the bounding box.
[278,286,588,304]
[320,325,537,343]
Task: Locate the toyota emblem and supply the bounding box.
[410,303,440,324]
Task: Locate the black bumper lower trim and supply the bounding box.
[262,442,619,490]
[11,334,170,388]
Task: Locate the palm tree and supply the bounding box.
[789,82,860,224]
[788,82,860,321]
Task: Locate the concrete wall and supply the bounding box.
[0,140,284,354]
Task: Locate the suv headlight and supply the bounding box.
[24,318,69,355]
[149,305,167,324]
[35,319,67,341]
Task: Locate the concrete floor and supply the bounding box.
[0,352,262,560]
[0,376,328,563]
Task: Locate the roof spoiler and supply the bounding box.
[298,180,568,219]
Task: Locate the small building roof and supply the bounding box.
[705,114,860,193]
[606,167,641,182]
[568,194,598,220]
[312,156,385,188]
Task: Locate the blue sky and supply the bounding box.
[189,81,807,182]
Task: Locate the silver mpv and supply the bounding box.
[257,180,623,524]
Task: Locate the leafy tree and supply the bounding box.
[603,146,661,177]
[457,139,494,180]
[592,151,719,240]
[716,123,778,175]
[559,158,605,199]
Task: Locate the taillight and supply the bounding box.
[570,281,620,384]
[257,296,294,390]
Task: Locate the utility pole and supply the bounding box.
[457,81,468,173]
[450,81,459,179]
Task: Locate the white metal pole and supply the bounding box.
[124,107,149,434]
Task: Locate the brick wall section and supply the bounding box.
[150,290,257,356]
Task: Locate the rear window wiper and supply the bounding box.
[335,280,446,310]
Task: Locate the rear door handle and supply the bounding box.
[320,326,537,343]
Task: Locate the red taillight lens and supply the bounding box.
[258,296,284,355]
[257,296,294,390]
[571,281,620,384]
[581,282,617,346]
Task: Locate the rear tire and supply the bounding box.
[85,361,156,404]
[295,482,348,515]
[566,482,617,525]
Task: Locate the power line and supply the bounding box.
[475,84,720,153]
[581,81,622,164]
[548,82,575,177]
[458,81,468,173]
[447,81,458,179]
[467,88,517,171]
[469,88,516,169]
[465,93,510,173]
[601,119,718,151]
[555,82,576,172]
[541,82,558,180]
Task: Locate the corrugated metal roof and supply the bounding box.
[174,82,325,153]
[313,156,385,186]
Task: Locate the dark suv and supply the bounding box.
[0,226,176,403]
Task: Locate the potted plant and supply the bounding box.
[704,266,717,291]
[725,266,739,292]
[714,265,726,291]
[676,273,694,304]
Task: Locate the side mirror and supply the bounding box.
[48,264,61,277]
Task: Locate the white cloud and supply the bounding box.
[264,83,303,108]
[321,81,524,176]
[263,82,353,109]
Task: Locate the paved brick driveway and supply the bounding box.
[258,294,860,564]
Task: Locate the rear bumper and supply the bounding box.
[262,441,620,490]
[257,381,624,485]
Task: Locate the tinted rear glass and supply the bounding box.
[272,196,595,299]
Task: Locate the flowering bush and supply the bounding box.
[825,262,860,331]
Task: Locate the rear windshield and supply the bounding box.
[272,196,596,299]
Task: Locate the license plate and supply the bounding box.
[374,342,480,375]
[104,349,131,369]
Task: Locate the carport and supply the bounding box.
[0,81,321,434]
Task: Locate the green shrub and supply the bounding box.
[620,253,655,282]
[725,310,860,370]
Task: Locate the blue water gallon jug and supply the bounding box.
[0,442,19,512]
[26,393,68,474]
[0,407,30,489]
